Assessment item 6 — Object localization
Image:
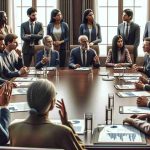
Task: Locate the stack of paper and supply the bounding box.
[114,73,141,77]
[12,88,28,95]
[14,82,32,88]
[75,67,92,71]
[114,84,135,90]
[14,77,38,82]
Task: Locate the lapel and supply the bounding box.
[77,48,82,65]
[128,22,133,38]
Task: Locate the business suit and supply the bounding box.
[117,22,140,63]
[9,114,84,149]
[35,49,59,69]
[21,21,44,67]
[143,53,150,78]
[69,47,100,69]
[143,21,150,39]
[79,23,102,44]
[47,22,69,67]
[0,108,10,145]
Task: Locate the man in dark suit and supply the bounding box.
[143,21,150,39]
[0,81,12,145]
[36,35,59,69]
[1,34,28,79]
[21,7,44,67]
[69,35,100,69]
[117,9,140,63]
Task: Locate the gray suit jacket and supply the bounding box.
[117,22,140,57]
[21,21,44,55]
[143,21,150,39]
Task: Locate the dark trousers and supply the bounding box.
[23,54,33,67]
[59,50,66,67]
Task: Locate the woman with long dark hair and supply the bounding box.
[0,11,12,35]
[47,9,69,67]
[106,35,132,67]
[79,9,102,46]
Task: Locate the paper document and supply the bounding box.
[75,67,92,71]
[8,102,30,112]
[14,82,32,87]
[102,76,115,81]
[117,91,150,98]
[114,73,141,77]
[98,125,145,144]
[114,67,129,70]
[42,67,56,71]
[114,84,135,90]
[14,77,38,82]
[119,106,150,114]
[28,70,44,75]
[12,88,28,95]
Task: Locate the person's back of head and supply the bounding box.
[27,79,56,115]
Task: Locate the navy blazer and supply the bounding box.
[79,23,102,44]
[36,49,59,69]
[117,22,140,56]
[143,21,150,39]
[0,108,10,145]
[21,21,44,54]
[143,54,150,77]
[69,47,100,69]
[47,22,69,50]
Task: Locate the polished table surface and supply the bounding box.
[10,67,150,149]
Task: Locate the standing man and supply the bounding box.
[117,9,140,63]
[21,7,44,67]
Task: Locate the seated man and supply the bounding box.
[9,79,84,149]
[123,114,150,135]
[69,35,100,69]
[132,37,150,77]
[0,34,5,53]
[0,81,13,145]
[1,34,28,79]
[35,35,59,69]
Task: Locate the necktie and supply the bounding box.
[125,23,129,39]
[30,23,34,34]
[83,50,86,66]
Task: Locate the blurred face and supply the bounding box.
[44,37,53,50]
[122,12,131,22]
[79,36,89,50]
[3,12,7,24]
[117,38,123,48]
[0,39,5,51]
[29,12,37,22]
[53,12,62,22]
[87,11,94,22]
[8,38,18,50]
[143,41,150,53]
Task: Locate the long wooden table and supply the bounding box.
[10,67,150,149]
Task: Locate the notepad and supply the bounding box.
[114,67,129,70]
[119,106,150,114]
[42,67,56,71]
[102,76,115,81]
[117,91,150,98]
[114,73,141,77]
[14,82,33,87]
[114,84,135,90]
[97,125,146,144]
[75,67,92,71]
[14,77,38,82]
[12,88,28,95]
[28,70,44,75]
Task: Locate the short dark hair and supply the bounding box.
[123,9,133,20]
[144,37,150,43]
[0,34,4,40]
[27,7,37,16]
[4,34,18,45]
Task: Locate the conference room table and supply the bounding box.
[10,67,150,149]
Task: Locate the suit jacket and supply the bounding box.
[0,108,10,145]
[143,53,150,77]
[9,114,83,149]
[69,47,100,69]
[143,21,150,39]
[117,22,140,56]
[47,22,69,50]
[35,49,59,69]
[79,23,102,44]
[105,48,132,67]
[21,21,44,54]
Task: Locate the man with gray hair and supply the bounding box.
[69,35,100,69]
[35,35,59,69]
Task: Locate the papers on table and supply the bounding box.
[11,118,84,135]
[119,106,150,114]
[102,76,115,81]
[114,73,141,77]
[75,67,92,71]
[14,77,38,82]
[97,125,145,144]
[114,84,135,90]
[42,67,56,71]
[14,82,32,88]
[99,72,110,76]
[117,91,150,98]
[120,76,139,83]
[8,102,30,112]
[12,88,28,95]
[28,70,43,75]
[114,67,129,70]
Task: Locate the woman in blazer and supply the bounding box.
[106,35,132,67]
[79,9,102,46]
[47,9,69,67]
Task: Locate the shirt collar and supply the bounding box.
[29,20,36,25]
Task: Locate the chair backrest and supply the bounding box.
[106,45,134,62]
[70,45,100,56]
[34,45,44,53]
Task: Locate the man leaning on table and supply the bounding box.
[69,35,100,69]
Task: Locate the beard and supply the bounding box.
[30,17,36,22]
